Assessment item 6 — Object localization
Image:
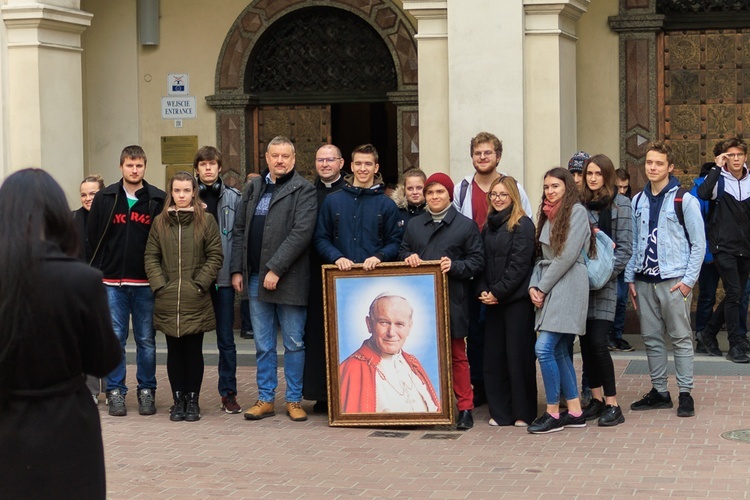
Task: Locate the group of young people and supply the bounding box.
[76,134,750,434]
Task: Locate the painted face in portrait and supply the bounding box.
[366,296,413,356]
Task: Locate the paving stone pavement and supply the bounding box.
[100,335,750,499]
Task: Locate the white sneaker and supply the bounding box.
[488,418,499,426]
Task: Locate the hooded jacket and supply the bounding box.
[697,165,750,256]
[87,179,166,285]
[144,208,223,337]
[315,174,403,264]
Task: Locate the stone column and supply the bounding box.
[402,0,447,175]
[609,1,664,186]
[523,0,590,204]
[1,1,91,204]
[205,93,257,176]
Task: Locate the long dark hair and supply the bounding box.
[582,154,616,205]
[0,169,80,405]
[535,167,596,258]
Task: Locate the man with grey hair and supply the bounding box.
[338,293,440,413]
[231,136,317,422]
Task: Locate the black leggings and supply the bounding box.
[579,319,617,397]
[165,333,205,394]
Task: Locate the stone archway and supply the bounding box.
[207,0,418,178]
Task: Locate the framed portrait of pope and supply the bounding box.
[322,262,453,427]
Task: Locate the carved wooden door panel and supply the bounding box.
[257,105,331,180]
[662,29,750,184]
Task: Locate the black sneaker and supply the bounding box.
[607,340,617,351]
[106,389,127,417]
[696,331,722,357]
[560,410,586,428]
[726,345,750,364]
[598,404,625,427]
[583,398,605,421]
[695,340,708,354]
[614,339,634,352]
[137,388,156,415]
[677,392,695,417]
[630,388,673,411]
[527,412,564,434]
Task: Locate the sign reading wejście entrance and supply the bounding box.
[161,96,196,119]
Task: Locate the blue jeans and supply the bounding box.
[211,285,237,396]
[248,273,306,402]
[105,286,156,393]
[536,332,578,405]
[611,273,628,340]
[695,262,719,334]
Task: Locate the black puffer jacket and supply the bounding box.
[399,206,484,339]
[476,210,535,305]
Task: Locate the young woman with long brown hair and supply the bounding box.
[527,167,593,434]
[145,171,223,422]
[579,154,633,426]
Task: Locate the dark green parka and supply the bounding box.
[145,208,223,337]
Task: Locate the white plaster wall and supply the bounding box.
[82,0,140,187]
[446,0,526,184]
[576,0,619,161]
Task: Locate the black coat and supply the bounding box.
[0,243,121,499]
[399,207,484,338]
[476,211,536,305]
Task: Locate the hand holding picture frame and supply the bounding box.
[323,262,453,427]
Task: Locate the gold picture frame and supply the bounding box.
[323,262,453,427]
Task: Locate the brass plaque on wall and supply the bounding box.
[161,136,198,165]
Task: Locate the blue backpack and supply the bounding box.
[584,229,615,290]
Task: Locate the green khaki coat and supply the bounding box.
[145,208,223,337]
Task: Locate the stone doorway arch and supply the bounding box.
[207,0,418,182]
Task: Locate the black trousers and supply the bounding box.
[165,333,205,394]
[483,299,537,425]
[579,319,617,397]
[706,252,750,347]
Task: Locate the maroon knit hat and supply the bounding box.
[424,173,455,201]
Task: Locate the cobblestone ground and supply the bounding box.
[101,337,750,499]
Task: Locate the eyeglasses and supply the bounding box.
[489,192,510,201]
[726,153,746,159]
[315,157,341,164]
[473,150,497,158]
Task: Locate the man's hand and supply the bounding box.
[363,256,381,271]
[628,282,638,311]
[670,281,691,298]
[232,273,244,293]
[439,256,452,274]
[263,270,280,290]
[404,254,422,267]
[478,291,498,305]
[335,257,354,271]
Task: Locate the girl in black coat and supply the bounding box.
[476,175,537,427]
[0,169,121,500]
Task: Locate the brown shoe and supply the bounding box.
[244,400,275,420]
[286,401,308,422]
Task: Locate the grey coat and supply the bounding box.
[214,182,242,287]
[586,194,633,321]
[230,170,317,306]
[529,203,591,335]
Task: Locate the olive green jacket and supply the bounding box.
[145,208,223,337]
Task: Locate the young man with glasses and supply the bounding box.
[697,137,750,363]
[452,132,532,407]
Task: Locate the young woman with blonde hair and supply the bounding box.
[477,175,537,427]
